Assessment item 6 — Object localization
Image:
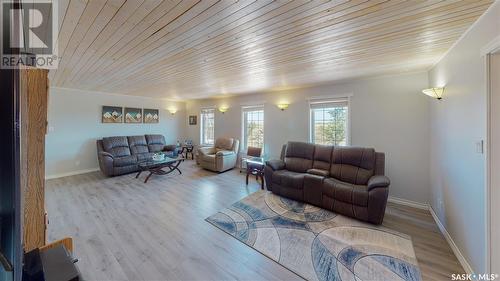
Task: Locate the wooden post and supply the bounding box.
[20,68,49,252]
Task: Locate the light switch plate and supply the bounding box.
[476,140,484,154]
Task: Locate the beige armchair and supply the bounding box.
[198,137,240,172]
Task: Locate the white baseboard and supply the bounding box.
[45,168,99,180]
[388,196,429,210]
[428,206,475,276]
[389,196,474,276]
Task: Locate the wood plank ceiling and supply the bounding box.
[50,0,493,99]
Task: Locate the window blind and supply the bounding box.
[309,98,348,109]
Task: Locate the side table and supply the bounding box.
[245,156,265,190]
[180,145,194,160]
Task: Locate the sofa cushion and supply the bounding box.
[113,164,138,175]
[330,147,376,185]
[136,152,155,162]
[114,155,137,167]
[102,136,131,157]
[128,135,149,155]
[312,144,333,171]
[145,134,166,152]
[323,178,368,206]
[284,158,313,173]
[215,138,234,150]
[284,142,314,173]
[266,159,285,171]
[285,141,315,159]
[272,170,305,189]
[200,153,216,163]
[303,174,325,206]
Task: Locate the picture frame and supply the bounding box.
[143,108,159,123]
[124,107,143,123]
[189,115,197,125]
[102,106,123,123]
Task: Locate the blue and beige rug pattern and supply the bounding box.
[206,191,421,281]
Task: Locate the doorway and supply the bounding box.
[488,50,500,274]
[0,69,22,281]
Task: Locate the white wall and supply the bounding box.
[45,87,186,178]
[428,2,500,273]
[186,72,430,204]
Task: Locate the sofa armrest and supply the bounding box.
[215,152,237,172]
[99,151,114,159]
[216,150,234,156]
[198,147,215,155]
[266,159,285,171]
[97,151,114,176]
[307,168,329,177]
[163,144,177,152]
[367,175,390,191]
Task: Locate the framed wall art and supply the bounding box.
[102,106,123,123]
[189,115,197,125]
[124,107,142,123]
[143,108,159,123]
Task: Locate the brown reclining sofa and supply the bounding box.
[97,134,178,176]
[264,141,390,224]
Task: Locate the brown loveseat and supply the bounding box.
[264,141,390,224]
[96,134,178,176]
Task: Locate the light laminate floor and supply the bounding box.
[46,160,464,280]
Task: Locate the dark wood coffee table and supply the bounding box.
[136,156,183,183]
[245,156,265,189]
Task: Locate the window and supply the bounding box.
[242,106,264,150]
[200,108,215,145]
[310,99,349,145]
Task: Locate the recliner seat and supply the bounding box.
[264,141,390,224]
[197,137,240,172]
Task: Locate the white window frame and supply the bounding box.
[241,105,265,152]
[309,97,350,146]
[200,108,215,146]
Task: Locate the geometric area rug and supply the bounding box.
[206,190,422,281]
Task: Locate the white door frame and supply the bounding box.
[483,35,500,274]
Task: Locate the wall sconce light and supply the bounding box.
[218,106,229,114]
[277,103,289,111]
[168,108,177,115]
[422,87,444,100]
